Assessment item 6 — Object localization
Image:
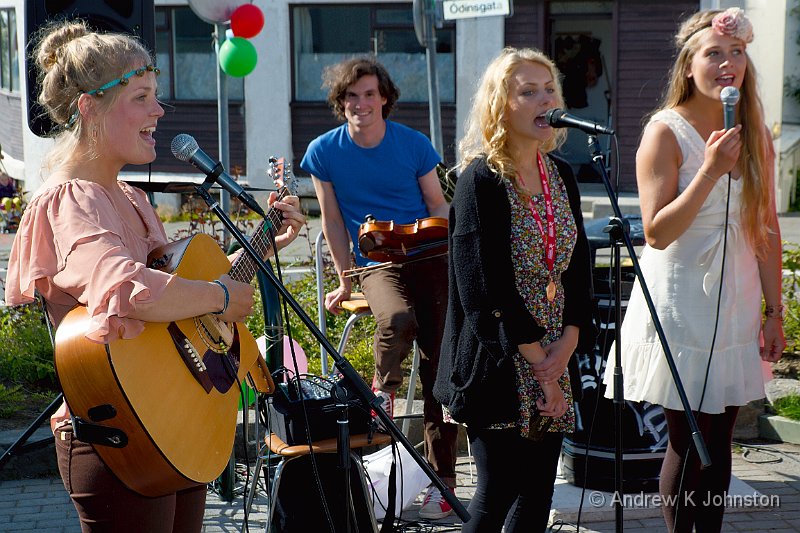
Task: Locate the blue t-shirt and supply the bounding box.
[301,121,441,266]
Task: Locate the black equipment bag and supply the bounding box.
[271,452,376,532]
[267,372,374,445]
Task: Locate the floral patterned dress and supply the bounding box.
[498,155,578,435]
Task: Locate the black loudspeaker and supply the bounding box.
[25,0,156,137]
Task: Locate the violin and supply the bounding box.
[357,215,448,264]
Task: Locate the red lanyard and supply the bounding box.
[524,153,557,301]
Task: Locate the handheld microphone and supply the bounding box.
[171,134,266,217]
[720,86,740,131]
[545,108,615,136]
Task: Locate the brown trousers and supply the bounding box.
[55,425,206,533]
[360,255,458,484]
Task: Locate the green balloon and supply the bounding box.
[219,37,257,77]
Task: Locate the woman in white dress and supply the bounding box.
[604,8,784,532]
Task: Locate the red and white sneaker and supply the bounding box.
[418,485,455,520]
[371,377,394,423]
[372,389,394,420]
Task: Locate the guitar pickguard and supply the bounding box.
[166,321,241,394]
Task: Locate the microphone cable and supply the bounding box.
[263,196,341,533]
[671,168,733,533]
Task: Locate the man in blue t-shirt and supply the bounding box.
[301,57,458,520]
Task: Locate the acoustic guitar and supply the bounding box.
[53,158,294,497]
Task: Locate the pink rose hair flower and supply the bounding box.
[711,7,754,43]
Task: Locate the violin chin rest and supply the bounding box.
[359,235,376,253]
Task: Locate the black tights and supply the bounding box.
[660,406,739,533]
[462,428,563,533]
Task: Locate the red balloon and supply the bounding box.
[230,4,265,39]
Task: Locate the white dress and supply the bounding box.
[603,109,764,414]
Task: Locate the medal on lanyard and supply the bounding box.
[526,152,557,302]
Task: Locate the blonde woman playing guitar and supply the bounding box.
[4,21,304,532]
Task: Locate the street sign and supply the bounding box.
[442,0,511,21]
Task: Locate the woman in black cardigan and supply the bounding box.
[433,47,596,532]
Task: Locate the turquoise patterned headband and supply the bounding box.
[86,64,160,96]
[63,64,160,129]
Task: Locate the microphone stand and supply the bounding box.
[192,183,470,525]
[331,380,354,533]
[586,135,710,533]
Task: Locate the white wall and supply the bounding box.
[745,0,786,137]
[454,16,504,164]
[245,0,293,195]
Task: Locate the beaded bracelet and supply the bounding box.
[211,279,229,315]
[764,304,784,320]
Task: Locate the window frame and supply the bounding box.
[289,2,455,103]
[154,6,244,102]
[0,8,19,94]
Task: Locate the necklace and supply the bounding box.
[523,152,557,302]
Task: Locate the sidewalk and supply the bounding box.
[1,438,799,532]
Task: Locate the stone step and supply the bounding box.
[760,414,800,445]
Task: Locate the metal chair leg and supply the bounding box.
[337,310,372,356]
[242,453,264,531]
[401,341,420,436]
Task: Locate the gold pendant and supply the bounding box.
[546,280,556,302]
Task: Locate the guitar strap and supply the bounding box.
[72,415,128,448]
[246,353,275,394]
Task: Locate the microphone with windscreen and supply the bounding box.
[171,134,265,217]
[720,86,740,131]
[545,108,615,135]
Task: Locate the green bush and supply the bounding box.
[772,394,800,421]
[245,255,419,397]
[782,241,800,354]
[246,261,380,385]
[0,383,25,418]
[0,303,57,419]
[0,304,56,388]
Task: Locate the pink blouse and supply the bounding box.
[5,179,173,343]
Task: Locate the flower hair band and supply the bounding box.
[711,7,754,43]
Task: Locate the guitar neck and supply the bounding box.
[227,187,288,284]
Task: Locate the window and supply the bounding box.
[155,6,244,101]
[548,1,614,177]
[0,9,19,93]
[292,4,455,103]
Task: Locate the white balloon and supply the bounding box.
[187,0,243,24]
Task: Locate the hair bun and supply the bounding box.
[36,20,90,72]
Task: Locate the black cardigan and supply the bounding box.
[433,154,597,428]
